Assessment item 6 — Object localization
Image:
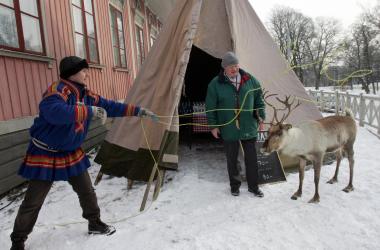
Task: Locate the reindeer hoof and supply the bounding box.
[343,186,354,193]
[327,178,337,184]
[308,197,320,203]
[291,192,301,200]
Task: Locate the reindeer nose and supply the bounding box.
[260,147,271,155]
[260,148,266,154]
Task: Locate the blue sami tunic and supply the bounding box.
[19,79,141,181]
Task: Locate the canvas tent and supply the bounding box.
[94,0,322,181]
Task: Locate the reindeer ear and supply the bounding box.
[283,124,292,130]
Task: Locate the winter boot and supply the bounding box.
[10,235,26,250]
[248,187,264,198]
[10,241,25,250]
[231,187,240,196]
[88,218,116,236]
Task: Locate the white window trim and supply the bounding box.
[0,49,55,67]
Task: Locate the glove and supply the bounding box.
[91,106,107,125]
[138,108,159,122]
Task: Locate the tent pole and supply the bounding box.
[94,171,103,186]
[153,169,166,201]
[140,130,170,211]
[140,163,157,211]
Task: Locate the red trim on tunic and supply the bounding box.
[62,86,72,96]
[75,123,85,133]
[60,79,88,133]
[86,89,100,105]
[24,148,85,169]
[43,92,68,102]
[60,78,81,101]
[75,105,88,122]
[43,82,69,102]
[125,104,136,116]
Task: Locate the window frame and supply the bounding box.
[147,9,158,49]
[0,0,46,55]
[109,4,127,68]
[71,0,100,64]
[135,23,145,67]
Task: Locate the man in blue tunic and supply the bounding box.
[10,56,157,250]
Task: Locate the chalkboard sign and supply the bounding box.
[255,131,286,185]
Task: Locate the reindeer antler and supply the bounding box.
[263,90,280,125]
[262,90,302,125]
[275,95,301,123]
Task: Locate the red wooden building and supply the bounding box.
[0,0,175,194]
[0,0,166,121]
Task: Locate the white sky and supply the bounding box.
[249,0,378,29]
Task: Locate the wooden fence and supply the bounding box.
[307,89,380,134]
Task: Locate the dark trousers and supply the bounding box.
[224,138,259,191]
[10,170,100,243]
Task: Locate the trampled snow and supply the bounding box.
[1,124,379,250]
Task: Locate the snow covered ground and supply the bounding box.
[1,124,380,250]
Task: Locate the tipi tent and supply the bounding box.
[94,0,322,181]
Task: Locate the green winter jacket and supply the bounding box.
[205,69,265,141]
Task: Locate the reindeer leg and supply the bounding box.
[291,158,306,200]
[327,150,342,184]
[343,145,355,193]
[309,155,322,203]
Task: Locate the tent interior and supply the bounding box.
[179,45,222,145]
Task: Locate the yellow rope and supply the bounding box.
[35,84,328,229]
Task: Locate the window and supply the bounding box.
[71,0,99,63]
[147,10,157,48]
[110,5,126,68]
[135,24,145,68]
[131,0,143,12]
[150,36,155,47]
[0,0,45,54]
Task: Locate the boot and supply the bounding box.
[10,240,25,250]
[10,234,26,250]
[248,187,264,198]
[88,218,116,236]
[231,187,240,196]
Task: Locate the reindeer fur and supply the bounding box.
[261,110,357,203]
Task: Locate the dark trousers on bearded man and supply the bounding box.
[206,68,266,196]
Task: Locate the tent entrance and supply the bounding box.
[179,46,221,146]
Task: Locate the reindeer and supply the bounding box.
[260,93,357,203]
